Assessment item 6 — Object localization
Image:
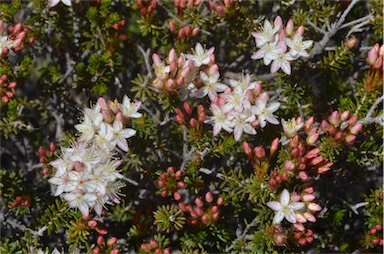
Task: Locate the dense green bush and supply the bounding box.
[0,0,383,253]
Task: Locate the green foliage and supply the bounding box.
[39,199,77,235]
[249,228,275,254]
[0,239,24,254]
[153,205,185,233]
[321,43,352,71]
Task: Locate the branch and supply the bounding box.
[5,217,47,237]
[358,95,384,125]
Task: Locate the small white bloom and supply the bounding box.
[251,38,280,65]
[232,111,257,141]
[195,72,228,100]
[119,95,142,119]
[252,93,280,128]
[286,35,313,60]
[49,0,72,7]
[185,43,214,67]
[205,104,235,136]
[252,20,281,47]
[111,120,136,152]
[75,116,95,142]
[281,117,304,138]
[270,50,295,75]
[63,192,97,217]
[84,104,103,128]
[0,35,13,55]
[267,189,305,224]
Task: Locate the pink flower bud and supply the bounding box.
[374,55,383,69]
[270,138,279,155]
[213,212,220,221]
[95,227,108,235]
[184,26,192,37]
[305,116,314,131]
[110,249,119,254]
[92,247,100,254]
[295,25,304,37]
[97,236,104,245]
[274,16,283,29]
[307,203,322,211]
[108,237,117,246]
[306,128,319,145]
[217,197,224,206]
[209,64,219,75]
[8,81,16,89]
[243,142,253,157]
[175,170,182,177]
[205,192,213,203]
[340,110,350,122]
[157,180,165,188]
[174,192,181,200]
[195,197,204,207]
[285,19,294,36]
[167,79,175,90]
[152,53,162,66]
[329,111,340,125]
[350,123,362,135]
[294,223,305,231]
[284,160,295,171]
[42,168,50,175]
[367,44,379,65]
[299,171,308,181]
[345,134,356,145]
[177,27,185,38]
[328,126,337,136]
[254,146,265,160]
[161,190,168,197]
[290,136,300,148]
[302,194,315,202]
[296,213,307,223]
[168,48,176,62]
[192,27,200,36]
[211,205,219,213]
[183,102,192,116]
[180,0,187,9]
[334,131,344,141]
[304,187,314,193]
[291,194,300,202]
[170,60,177,73]
[178,202,187,211]
[167,166,174,174]
[169,21,176,33]
[189,118,197,128]
[195,208,203,216]
[304,212,316,222]
[176,115,186,125]
[348,114,358,126]
[202,214,210,224]
[13,23,22,34]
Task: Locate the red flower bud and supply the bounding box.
[195,197,204,207]
[97,236,104,245]
[205,192,213,203]
[107,237,117,246]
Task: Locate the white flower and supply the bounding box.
[0,35,13,55]
[270,50,295,75]
[232,111,257,141]
[119,95,142,119]
[195,72,228,100]
[49,0,72,7]
[221,86,246,113]
[185,43,214,67]
[281,117,304,138]
[267,189,305,224]
[48,171,78,196]
[252,20,280,47]
[75,116,95,142]
[84,104,103,128]
[63,192,97,217]
[252,93,280,128]
[111,120,136,152]
[251,38,280,65]
[286,35,313,60]
[228,74,257,92]
[205,104,235,136]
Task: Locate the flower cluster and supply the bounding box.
[208,0,239,16]
[92,235,119,254]
[141,239,170,254]
[38,142,57,175]
[0,74,17,104]
[49,95,142,216]
[251,16,313,75]
[178,192,223,226]
[11,195,31,209]
[368,224,383,246]
[320,110,363,146]
[137,0,157,16]
[0,20,34,58]
[205,75,280,141]
[267,188,321,241]
[157,167,186,200]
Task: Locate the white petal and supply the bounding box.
[61,0,72,6]
[289,202,305,211]
[285,210,297,223]
[280,189,290,206]
[273,211,284,224]
[266,201,282,211]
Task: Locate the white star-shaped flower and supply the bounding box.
[111,120,136,152]
[286,35,313,60]
[184,43,214,67]
[195,72,228,100]
[252,92,280,128]
[267,189,305,224]
[63,192,97,217]
[205,104,235,136]
[119,95,142,119]
[252,20,281,47]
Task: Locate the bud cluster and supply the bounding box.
[208,0,238,16]
[283,136,333,181]
[366,43,384,69]
[11,195,31,208]
[141,239,170,254]
[243,138,279,179]
[290,187,322,228]
[92,235,118,254]
[267,224,287,246]
[137,0,157,16]
[320,110,362,146]
[38,142,57,175]
[0,20,34,58]
[152,43,218,96]
[0,74,17,104]
[293,228,314,246]
[366,224,383,246]
[175,102,206,129]
[178,192,223,225]
[157,167,186,201]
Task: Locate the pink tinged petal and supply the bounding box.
[49,0,60,6]
[304,212,316,222]
[117,138,129,152]
[78,203,89,217]
[61,0,72,6]
[268,102,281,112]
[216,83,228,92]
[195,87,208,98]
[296,213,307,223]
[273,211,284,224]
[54,185,65,196]
[252,50,264,60]
[285,38,293,48]
[267,201,282,211]
[293,223,305,231]
[266,115,280,125]
[84,194,97,203]
[285,210,297,224]
[270,60,280,73]
[289,202,305,211]
[243,125,257,135]
[213,123,222,136]
[280,189,290,206]
[307,203,322,211]
[234,126,243,141]
[281,60,291,75]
